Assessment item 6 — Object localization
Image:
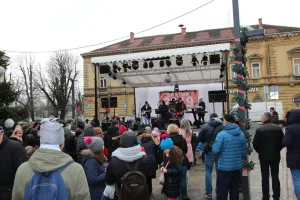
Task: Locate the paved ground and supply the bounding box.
[151,123,296,200]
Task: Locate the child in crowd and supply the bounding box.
[160,134,183,200]
[197,142,205,163]
[81,136,107,200]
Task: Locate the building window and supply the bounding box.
[294,94,300,107]
[251,63,261,79]
[230,64,237,79]
[293,58,300,76]
[100,77,107,88]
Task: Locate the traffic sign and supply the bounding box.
[270,91,278,100]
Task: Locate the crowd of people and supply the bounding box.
[0,108,299,200]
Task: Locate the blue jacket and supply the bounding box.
[82,150,106,200]
[282,109,300,169]
[197,142,204,153]
[212,123,247,171]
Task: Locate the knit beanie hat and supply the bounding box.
[119,125,127,135]
[84,124,95,136]
[84,136,104,153]
[120,131,138,148]
[160,134,173,150]
[40,121,64,145]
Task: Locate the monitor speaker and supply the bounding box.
[208,91,218,103]
[208,90,227,103]
[209,54,220,64]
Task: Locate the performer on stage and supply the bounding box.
[158,100,169,129]
[141,101,152,126]
[196,98,206,125]
[175,97,187,125]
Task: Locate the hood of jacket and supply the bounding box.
[287,109,300,125]
[207,118,223,127]
[81,149,98,165]
[223,123,242,136]
[137,133,159,145]
[112,145,145,162]
[28,148,73,173]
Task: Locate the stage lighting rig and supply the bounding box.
[174,83,179,91]
[159,60,165,67]
[191,54,199,66]
[143,62,148,69]
[166,60,171,67]
[149,61,154,68]
[176,55,183,66]
[132,60,139,70]
[201,53,208,65]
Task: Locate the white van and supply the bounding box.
[230,101,284,122]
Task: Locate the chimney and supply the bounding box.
[258,18,263,28]
[130,32,134,42]
[181,27,186,35]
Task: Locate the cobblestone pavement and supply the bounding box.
[151,123,296,200]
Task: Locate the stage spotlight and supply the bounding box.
[117,67,121,72]
[149,61,154,68]
[201,53,208,65]
[174,83,179,91]
[127,65,132,70]
[159,60,164,67]
[219,74,224,79]
[123,68,128,72]
[166,60,171,67]
[176,55,183,66]
[122,61,128,68]
[132,60,139,70]
[113,75,118,80]
[122,80,126,85]
[220,63,226,73]
[113,62,119,70]
[191,54,199,66]
[113,69,118,74]
[143,62,148,69]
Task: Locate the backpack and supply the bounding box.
[118,159,148,200]
[23,161,74,200]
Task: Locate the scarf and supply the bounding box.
[111,145,145,162]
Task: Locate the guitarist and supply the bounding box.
[175,97,187,125]
[141,101,152,126]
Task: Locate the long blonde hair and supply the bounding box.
[180,119,192,136]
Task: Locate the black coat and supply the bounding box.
[159,104,169,121]
[253,120,284,161]
[139,134,158,178]
[168,133,190,169]
[105,156,148,190]
[0,136,27,197]
[104,126,119,160]
[282,109,300,169]
[175,102,186,113]
[161,158,182,198]
[76,133,85,164]
[63,127,76,160]
[198,101,206,112]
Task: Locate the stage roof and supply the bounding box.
[91,43,230,88]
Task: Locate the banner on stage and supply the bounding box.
[159,90,199,108]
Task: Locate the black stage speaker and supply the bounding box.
[102,122,111,132]
[208,90,227,103]
[209,54,220,64]
[101,98,108,108]
[208,91,218,103]
[110,97,118,108]
[99,65,110,74]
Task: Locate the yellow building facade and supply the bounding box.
[82,22,300,120]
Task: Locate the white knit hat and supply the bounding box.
[40,121,64,145]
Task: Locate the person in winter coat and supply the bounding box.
[253,112,284,200]
[104,131,148,199]
[167,124,190,200]
[282,108,300,199]
[191,132,198,165]
[82,136,107,200]
[198,113,223,199]
[63,122,77,160]
[137,131,159,195]
[95,128,108,159]
[160,134,183,200]
[212,114,247,200]
[180,119,193,164]
[104,120,120,160]
[10,127,23,144]
[12,121,90,200]
[270,107,279,125]
[0,126,27,200]
[77,124,95,164]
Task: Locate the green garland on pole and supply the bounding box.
[230,28,255,171]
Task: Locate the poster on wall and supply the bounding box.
[159,90,199,108]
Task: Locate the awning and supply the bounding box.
[91,43,230,88]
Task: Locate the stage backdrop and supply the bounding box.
[159,90,199,108]
[135,83,223,123]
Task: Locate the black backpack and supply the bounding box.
[118,159,149,200]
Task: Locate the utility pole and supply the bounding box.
[232,1,265,199]
[94,64,99,121]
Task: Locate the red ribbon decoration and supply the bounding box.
[238,89,245,94]
[239,105,246,110]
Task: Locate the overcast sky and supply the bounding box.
[1,0,300,76]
